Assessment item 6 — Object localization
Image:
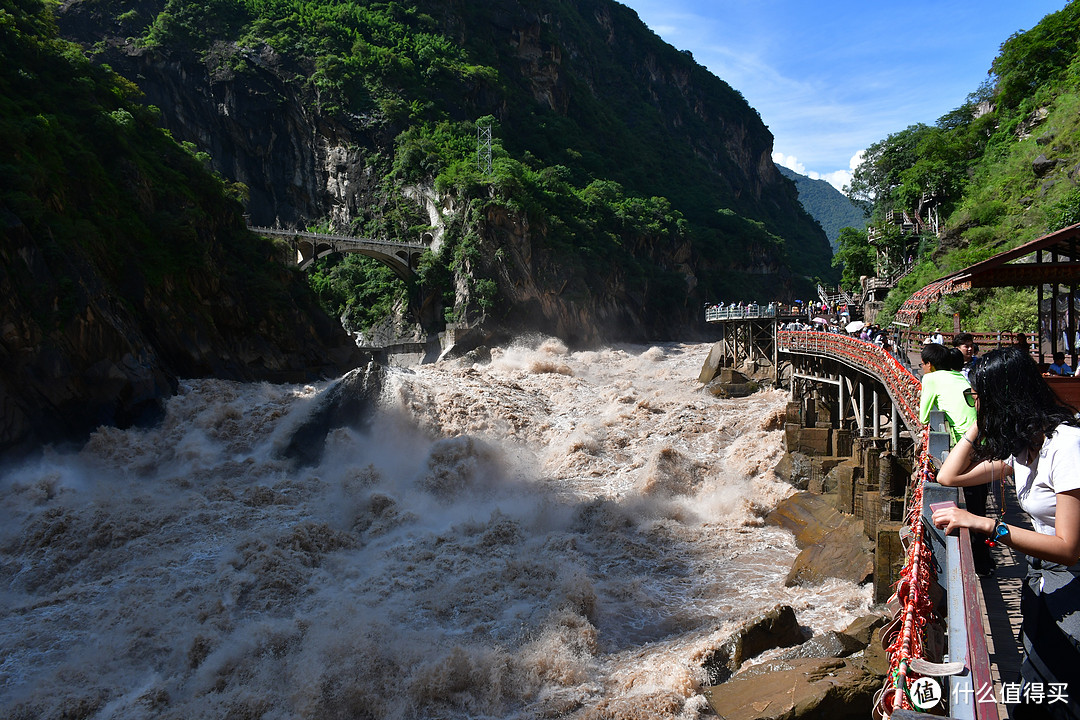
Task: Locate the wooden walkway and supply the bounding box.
[976,479,1031,719]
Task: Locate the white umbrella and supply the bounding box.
[812,317,829,325]
[846,320,866,333]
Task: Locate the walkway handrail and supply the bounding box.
[877,427,937,717]
[248,225,427,248]
[778,330,923,434]
[878,425,998,720]
[704,305,777,321]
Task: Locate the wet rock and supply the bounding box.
[766,492,845,547]
[784,522,873,587]
[459,345,492,365]
[773,451,813,490]
[840,611,890,647]
[705,368,760,398]
[277,362,383,466]
[703,656,882,719]
[773,630,865,661]
[701,605,806,684]
[766,492,874,586]
[698,341,724,383]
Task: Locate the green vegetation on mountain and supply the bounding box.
[777,165,867,252]
[0,0,359,451]
[0,0,284,321]
[59,0,835,338]
[845,1,1080,334]
[3,0,261,315]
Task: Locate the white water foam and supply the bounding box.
[0,339,870,719]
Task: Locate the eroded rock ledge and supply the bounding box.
[699,605,890,720]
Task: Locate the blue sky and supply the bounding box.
[619,0,1068,191]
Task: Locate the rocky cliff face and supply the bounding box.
[56,0,832,345]
[1,211,363,457]
[1,0,365,456]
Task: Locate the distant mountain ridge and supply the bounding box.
[777,165,867,251]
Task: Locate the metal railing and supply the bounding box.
[777,330,922,433]
[704,305,778,321]
[771,332,992,718]
[917,413,999,720]
[247,225,427,249]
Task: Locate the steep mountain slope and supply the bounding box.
[777,165,867,252]
[0,0,362,455]
[848,2,1080,332]
[56,0,836,342]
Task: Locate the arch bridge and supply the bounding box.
[249,225,430,280]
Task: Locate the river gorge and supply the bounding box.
[1,338,870,719]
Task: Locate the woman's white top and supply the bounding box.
[1009,423,1080,535]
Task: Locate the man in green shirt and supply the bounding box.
[918,343,976,443]
[919,342,992,574]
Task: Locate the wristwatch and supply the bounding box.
[985,518,1010,547]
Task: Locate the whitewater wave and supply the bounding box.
[0,339,869,719]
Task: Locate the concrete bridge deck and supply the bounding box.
[248,224,429,279]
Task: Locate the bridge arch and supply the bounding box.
[248,225,427,281]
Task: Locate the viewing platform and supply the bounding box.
[702,311,1013,719]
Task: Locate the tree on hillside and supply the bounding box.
[846,107,990,243]
[832,226,875,292]
[992,1,1080,114]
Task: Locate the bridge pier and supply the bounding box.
[705,316,782,381]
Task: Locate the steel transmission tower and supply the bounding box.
[477,121,492,175]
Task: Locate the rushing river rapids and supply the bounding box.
[0,338,870,719]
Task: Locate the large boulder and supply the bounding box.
[705,368,760,398]
[700,605,806,684]
[773,451,813,490]
[276,362,384,466]
[703,656,882,720]
[766,493,874,586]
[700,611,892,719]
[698,341,724,383]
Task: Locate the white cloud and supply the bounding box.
[821,170,851,192]
[771,152,805,174]
[849,150,865,171]
[773,150,864,193]
[773,151,852,192]
[818,151,865,193]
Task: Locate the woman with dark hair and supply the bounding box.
[932,346,1080,719]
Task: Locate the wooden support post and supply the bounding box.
[892,404,900,450]
[773,319,779,383]
[1052,250,1059,357]
[1038,249,1045,363]
[858,380,866,436]
[1072,237,1078,368]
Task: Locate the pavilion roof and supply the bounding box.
[893,222,1080,326]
